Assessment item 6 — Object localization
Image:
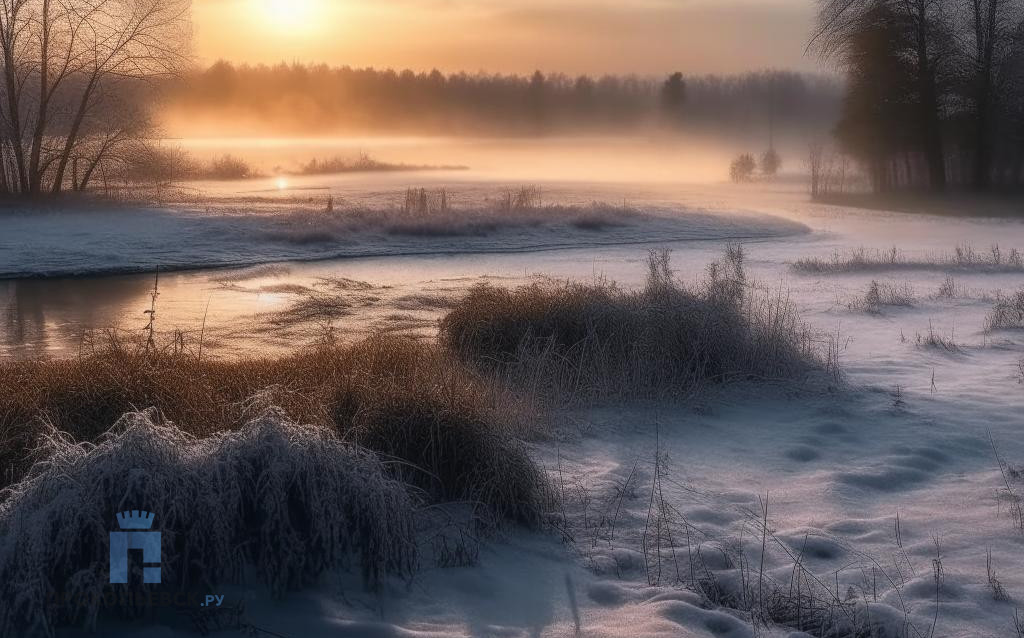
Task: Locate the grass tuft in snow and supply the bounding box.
[793,243,1024,275]
[0,409,417,637]
[915,321,963,353]
[440,246,833,401]
[848,280,916,313]
[252,186,642,242]
[985,290,1024,332]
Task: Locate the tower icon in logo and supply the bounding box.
[110,510,161,584]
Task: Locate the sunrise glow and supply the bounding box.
[256,0,321,32]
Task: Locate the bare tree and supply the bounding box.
[811,0,953,192]
[0,0,190,198]
[957,0,1024,190]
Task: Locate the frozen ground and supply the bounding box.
[0,177,805,279]
[7,172,1024,637]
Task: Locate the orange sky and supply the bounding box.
[194,0,821,75]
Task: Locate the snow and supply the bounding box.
[0,184,805,278]
[6,175,1024,637]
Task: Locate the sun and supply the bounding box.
[256,0,320,32]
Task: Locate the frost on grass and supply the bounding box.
[334,337,553,528]
[263,186,645,242]
[848,280,916,313]
[793,243,1024,274]
[441,246,834,401]
[0,335,551,530]
[914,321,963,353]
[985,290,1024,332]
[0,409,417,637]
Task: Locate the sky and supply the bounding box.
[194,0,822,75]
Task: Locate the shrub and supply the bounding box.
[985,290,1024,332]
[853,280,915,313]
[327,337,551,527]
[730,153,757,182]
[0,335,549,529]
[206,154,253,180]
[0,410,416,637]
[760,148,782,177]
[440,247,828,400]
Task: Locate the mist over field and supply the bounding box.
[158,65,842,138]
[3,2,1024,638]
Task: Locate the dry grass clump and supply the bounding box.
[931,276,996,302]
[204,154,256,180]
[440,246,831,400]
[0,336,293,486]
[915,321,963,352]
[985,290,1024,332]
[934,275,964,299]
[401,187,452,216]
[0,335,549,528]
[314,337,551,527]
[337,340,550,527]
[0,409,416,637]
[497,186,542,212]
[849,280,915,313]
[256,185,644,242]
[793,244,1024,275]
[261,290,355,328]
[393,293,459,310]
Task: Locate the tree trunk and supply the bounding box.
[50,77,97,195]
[2,45,28,194]
[28,0,50,196]
[971,0,1000,191]
[914,1,946,193]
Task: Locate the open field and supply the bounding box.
[3,161,1024,637]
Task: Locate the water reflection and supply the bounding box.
[1,276,154,357]
[0,245,660,360]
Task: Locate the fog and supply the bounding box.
[160,66,840,139]
[154,65,841,185]
[172,135,806,185]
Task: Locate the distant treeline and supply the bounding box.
[164,62,842,138]
[814,0,1024,193]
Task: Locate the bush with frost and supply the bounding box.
[331,337,552,528]
[441,246,828,400]
[985,289,1024,332]
[0,409,416,637]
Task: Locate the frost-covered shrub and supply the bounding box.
[331,337,551,528]
[0,335,550,530]
[0,409,416,637]
[440,247,828,400]
[985,290,1024,332]
[729,153,757,182]
[349,383,549,528]
[0,344,327,487]
[851,280,915,313]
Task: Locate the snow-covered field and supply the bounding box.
[0,179,805,279]
[4,170,1024,637]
